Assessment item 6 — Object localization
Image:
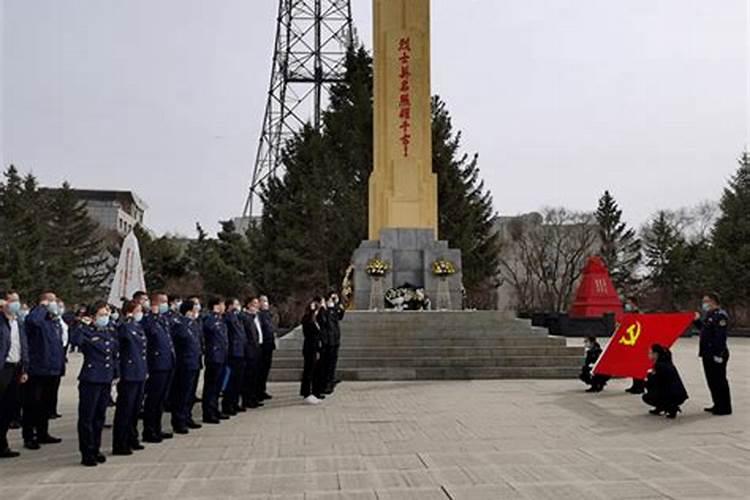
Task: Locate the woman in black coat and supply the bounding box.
[300,299,324,405]
[643,344,688,419]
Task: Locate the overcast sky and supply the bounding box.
[1,0,748,237]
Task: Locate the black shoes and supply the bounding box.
[219,413,230,420]
[81,456,98,467]
[38,435,62,444]
[96,452,107,463]
[130,442,145,451]
[585,386,603,393]
[173,427,189,435]
[0,447,20,458]
[649,409,665,416]
[24,440,40,450]
[260,393,273,401]
[625,387,644,395]
[705,406,732,415]
[112,448,133,456]
[665,408,681,419]
[203,418,221,424]
[160,432,174,440]
[187,421,202,429]
[142,434,162,444]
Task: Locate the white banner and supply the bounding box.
[107,230,146,308]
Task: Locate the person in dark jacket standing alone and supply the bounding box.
[113,301,148,455]
[202,297,229,424]
[141,292,176,443]
[223,298,247,415]
[23,291,64,449]
[642,344,688,419]
[695,293,732,416]
[74,302,118,466]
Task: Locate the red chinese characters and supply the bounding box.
[397,37,412,157]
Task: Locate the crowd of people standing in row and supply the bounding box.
[0,289,345,466]
[579,293,733,419]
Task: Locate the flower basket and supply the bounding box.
[432,258,456,278]
[366,257,390,277]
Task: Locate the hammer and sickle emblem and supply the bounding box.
[619,321,642,347]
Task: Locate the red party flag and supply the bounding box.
[592,313,695,379]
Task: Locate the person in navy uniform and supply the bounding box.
[75,302,118,466]
[141,292,176,443]
[170,298,204,434]
[0,291,30,458]
[257,295,276,401]
[695,292,732,416]
[239,298,263,409]
[22,291,65,449]
[113,300,148,455]
[222,298,247,416]
[202,297,229,423]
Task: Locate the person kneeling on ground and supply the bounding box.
[579,336,609,393]
[642,344,688,419]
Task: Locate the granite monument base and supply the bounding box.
[351,228,463,310]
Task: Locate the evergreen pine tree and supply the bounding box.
[46,182,111,303]
[134,225,191,292]
[594,190,641,294]
[711,150,750,308]
[432,97,501,308]
[642,211,685,309]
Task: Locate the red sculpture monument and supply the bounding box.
[569,256,623,320]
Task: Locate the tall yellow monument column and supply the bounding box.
[369,0,438,240]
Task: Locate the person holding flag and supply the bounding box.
[642,344,688,419]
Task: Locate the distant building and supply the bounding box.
[45,189,148,236]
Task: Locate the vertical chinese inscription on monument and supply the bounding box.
[398,37,412,157]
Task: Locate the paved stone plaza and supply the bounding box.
[0,337,747,499]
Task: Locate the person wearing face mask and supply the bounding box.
[257,295,276,402]
[112,301,148,455]
[222,298,248,416]
[202,297,229,424]
[169,299,204,434]
[642,344,688,419]
[694,293,732,416]
[48,299,68,421]
[22,291,65,450]
[74,302,118,466]
[622,296,646,395]
[300,299,324,405]
[132,291,150,312]
[239,297,263,410]
[0,291,30,458]
[141,292,176,443]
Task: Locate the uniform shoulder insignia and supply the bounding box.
[92,336,100,342]
[719,319,727,327]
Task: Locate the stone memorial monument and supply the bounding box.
[352,0,463,310]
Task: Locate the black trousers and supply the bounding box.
[77,382,110,458]
[0,364,21,450]
[223,357,245,413]
[49,375,62,417]
[171,367,199,429]
[327,344,340,388]
[257,346,274,396]
[300,349,319,398]
[22,375,58,442]
[202,362,225,420]
[242,353,259,406]
[113,380,145,451]
[143,370,172,438]
[702,353,732,412]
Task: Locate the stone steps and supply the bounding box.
[269,311,582,381]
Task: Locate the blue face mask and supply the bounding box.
[111,312,120,322]
[8,301,21,315]
[701,303,711,313]
[158,303,169,314]
[95,316,110,328]
[47,302,59,316]
[18,309,29,321]
[133,312,144,323]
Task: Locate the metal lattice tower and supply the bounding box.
[243,0,354,217]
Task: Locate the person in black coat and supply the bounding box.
[322,291,344,395]
[300,299,324,405]
[694,292,732,416]
[201,297,229,424]
[113,300,148,455]
[579,336,609,392]
[74,302,118,466]
[642,344,688,419]
[257,296,276,401]
[222,298,248,415]
[239,298,263,409]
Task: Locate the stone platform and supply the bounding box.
[270,311,583,381]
